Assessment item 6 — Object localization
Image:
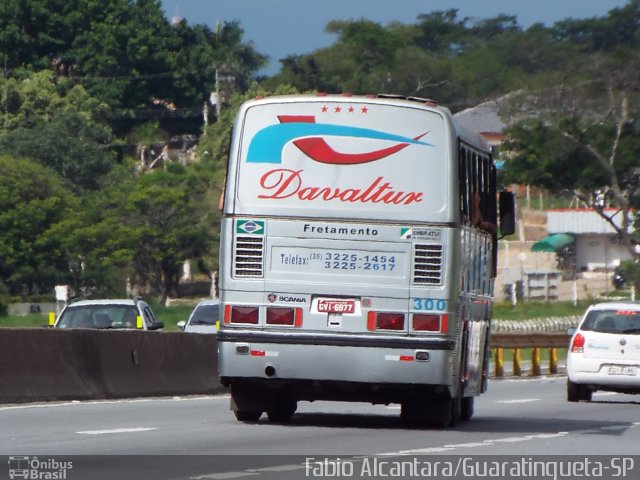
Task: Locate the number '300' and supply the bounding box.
[413,299,447,311]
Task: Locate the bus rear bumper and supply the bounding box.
[217,329,456,400]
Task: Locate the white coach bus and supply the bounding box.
[217,93,515,426]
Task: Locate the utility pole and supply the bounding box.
[211,66,235,123]
[215,68,222,120]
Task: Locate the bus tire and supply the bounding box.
[267,400,297,423]
[447,393,462,428]
[234,410,262,422]
[400,400,429,425]
[460,396,474,421]
[401,397,453,428]
[230,383,265,422]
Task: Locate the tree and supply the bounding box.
[412,9,469,53]
[0,70,111,132]
[0,71,115,191]
[500,49,640,261]
[58,161,214,303]
[553,0,640,52]
[270,19,407,94]
[122,164,211,304]
[0,155,79,296]
[267,12,544,109]
[0,1,267,137]
[52,164,140,298]
[1,110,115,191]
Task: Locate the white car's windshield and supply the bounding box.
[57,305,139,329]
[581,309,640,334]
[189,305,219,326]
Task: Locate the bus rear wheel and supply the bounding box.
[230,383,265,422]
[266,400,297,423]
[400,397,455,428]
[233,410,262,422]
[460,396,474,421]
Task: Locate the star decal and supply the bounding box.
[319,105,370,114]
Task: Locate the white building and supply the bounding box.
[546,208,635,271]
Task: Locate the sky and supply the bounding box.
[160,0,631,75]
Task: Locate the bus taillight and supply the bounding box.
[230,306,259,324]
[368,312,405,331]
[266,307,302,327]
[412,313,449,333]
[412,314,440,331]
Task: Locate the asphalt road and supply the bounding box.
[2,377,639,479]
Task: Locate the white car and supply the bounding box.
[178,299,220,333]
[567,301,640,402]
[54,298,164,331]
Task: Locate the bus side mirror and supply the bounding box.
[499,191,516,237]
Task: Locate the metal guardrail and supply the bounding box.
[490,316,578,378]
[491,332,570,377]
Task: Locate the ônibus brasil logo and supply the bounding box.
[247,115,433,165]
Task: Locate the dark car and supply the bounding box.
[612,266,626,290]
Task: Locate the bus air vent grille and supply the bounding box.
[234,236,264,277]
[413,244,443,285]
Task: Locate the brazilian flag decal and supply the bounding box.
[236,220,265,235]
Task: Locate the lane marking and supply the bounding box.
[496,399,540,404]
[192,463,304,480]
[489,435,540,443]
[398,446,455,454]
[192,472,259,480]
[530,433,569,439]
[247,465,304,473]
[77,427,157,435]
[0,395,229,411]
[444,442,489,448]
[495,376,563,383]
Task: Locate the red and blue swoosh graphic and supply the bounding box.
[246,115,432,165]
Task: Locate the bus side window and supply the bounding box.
[471,155,497,234]
[459,145,469,223]
[458,146,474,225]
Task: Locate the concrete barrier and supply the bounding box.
[0,328,225,404]
[0,328,575,403]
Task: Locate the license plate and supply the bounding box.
[607,366,637,376]
[317,299,356,314]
